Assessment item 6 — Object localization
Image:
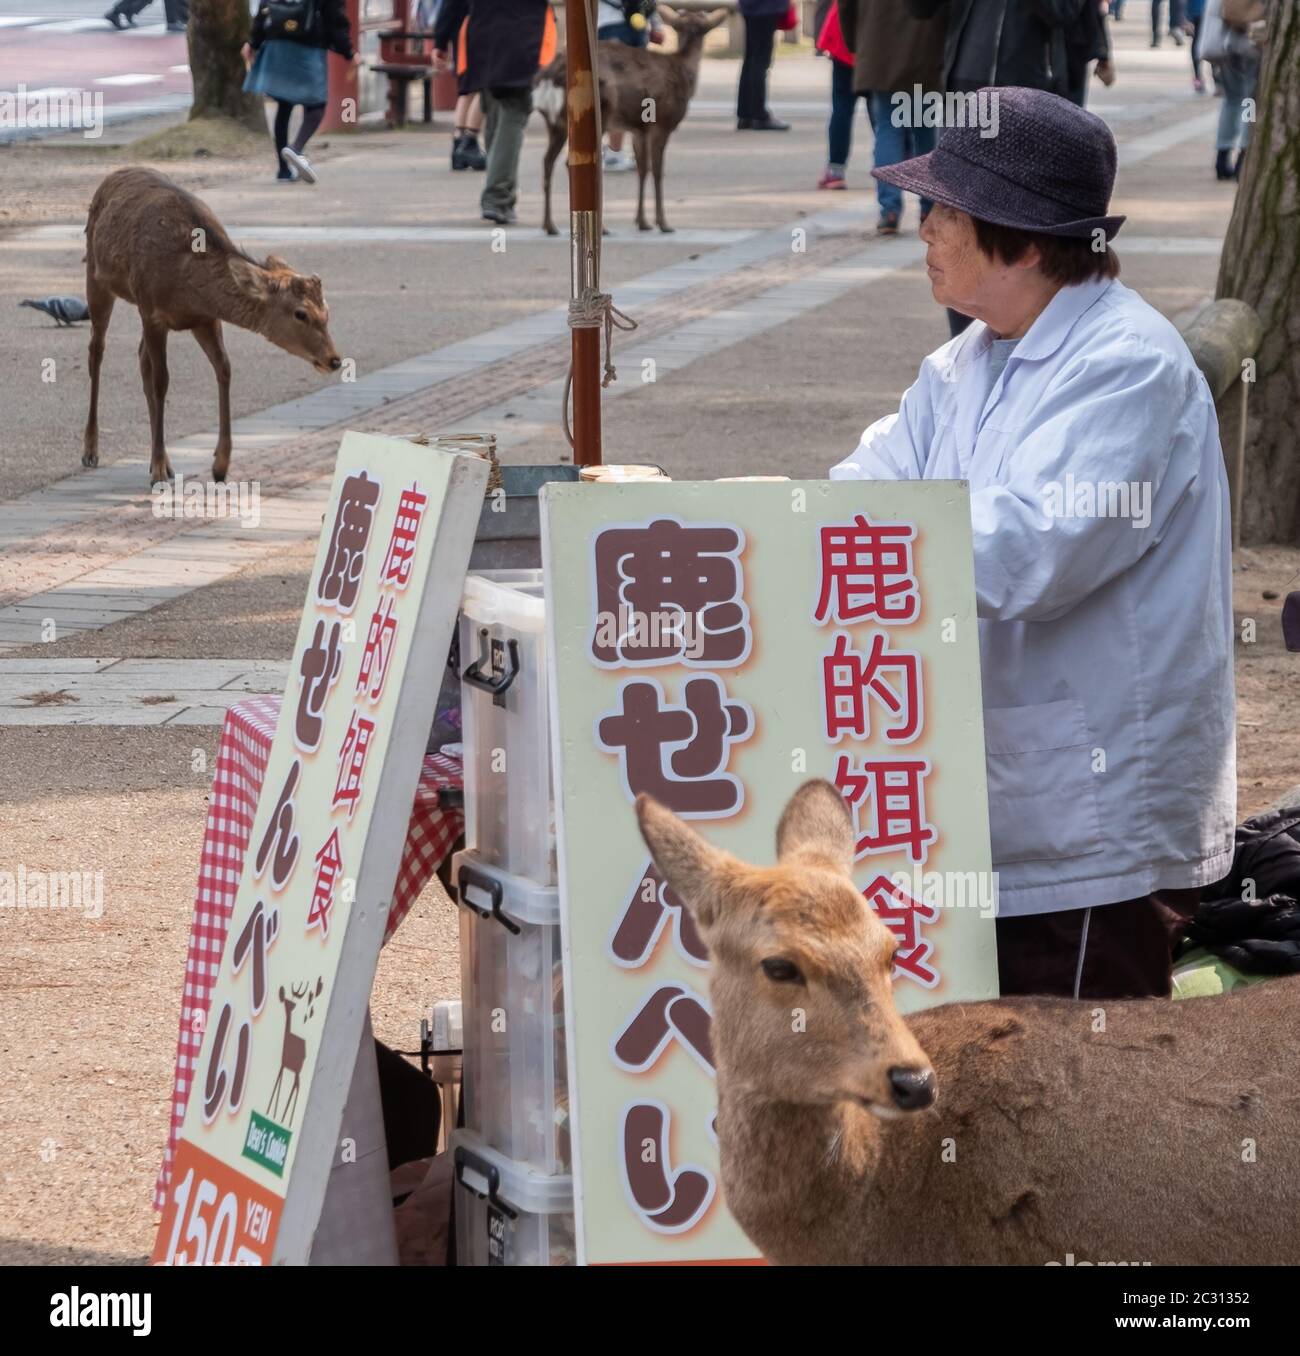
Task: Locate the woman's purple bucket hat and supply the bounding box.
[874,86,1127,240]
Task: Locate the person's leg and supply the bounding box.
[738,17,763,120]
[292,102,326,155]
[1150,0,1162,44]
[825,59,855,175]
[481,85,499,154]
[1191,13,1205,86]
[481,85,530,219]
[273,100,294,178]
[752,15,778,119]
[910,122,936,217]
[1216,57,1246,153]
[995,896,1176,1000]
[868,90,903,226]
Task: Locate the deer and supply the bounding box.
[268,977,323,1127]
[82,167,342,486]
[637,779,1300,1266]
[533,6,729,237]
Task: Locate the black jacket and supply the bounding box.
[434,0,551,92]
[251,0,355,60]
[904,0,1083,96]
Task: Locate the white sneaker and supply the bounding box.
[280,146,317,184]
[602,148,635,173]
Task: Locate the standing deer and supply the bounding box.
[268,977,323,1127]
[82,167,342,486]
[638,780,1300,1266]
[534,6,729,236]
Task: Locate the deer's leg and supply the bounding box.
[651,128,673,234]
[542,121,567,237]
[633,131,651,232]
[192,320,233,482]
[81,280,115,469]
[142,321,173,484]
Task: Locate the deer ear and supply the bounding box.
[636,794,725,930]
[776,779,856,876]
[229,256,271,299]
[278,984,286,1002]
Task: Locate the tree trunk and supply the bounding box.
[1216,0,1300,545]
[187,0,265,130]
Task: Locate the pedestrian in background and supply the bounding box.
[1186,0,1209,91]
[813,0,866,189]
[840,0,944,234]
[737,0,792,130]
[435,0,557,226]
[1065,0,1113,106]
[1200,0,1267,180]
[244,0,361,185]
[1151,0,1188,45]
[906,0,1083,99]
[907,0,1085,333]
[598,1,665,172]
[104,0,188,31]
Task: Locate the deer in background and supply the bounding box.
[638,780,1300,1265]
[82,167,342,486]
[534,6,729,236]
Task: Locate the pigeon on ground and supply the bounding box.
[19,296,90,326]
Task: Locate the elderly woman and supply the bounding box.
[832,88,1235,1001]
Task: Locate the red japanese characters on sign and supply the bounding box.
[814,513,939,987]
[589,517,755,1238]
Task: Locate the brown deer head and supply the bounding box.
[231,255,341,375]
[637,780,936,1118]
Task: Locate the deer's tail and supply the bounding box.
[533,65,566,128]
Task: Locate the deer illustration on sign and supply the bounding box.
[268,977,324,1126]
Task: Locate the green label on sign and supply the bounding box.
[242,1111,292,1177]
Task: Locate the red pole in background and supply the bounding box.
[566,0,603,467]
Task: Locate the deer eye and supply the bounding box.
[294,308,309,323]
[760,957,804,985]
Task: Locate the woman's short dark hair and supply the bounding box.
[972,218,1120,285]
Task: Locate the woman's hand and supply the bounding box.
[241,41,253,67]
[352,51,364,66]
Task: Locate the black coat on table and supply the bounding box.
[904,0,1084,96]
[433,0,551,92]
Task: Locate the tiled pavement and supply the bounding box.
[0,105,1221,716]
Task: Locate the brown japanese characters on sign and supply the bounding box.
[543,481,996,1265]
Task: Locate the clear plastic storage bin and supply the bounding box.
[454,850,569,1175]
[454,1130,575,1266]
[459,570,556,886]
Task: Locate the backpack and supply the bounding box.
[255,0,321,45]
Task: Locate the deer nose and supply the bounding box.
[887,1066,936,1111]
[329,356,342,371]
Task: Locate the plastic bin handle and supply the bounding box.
[456,861,522,935]
[454,1144,518,1220]
[462,631,521,708]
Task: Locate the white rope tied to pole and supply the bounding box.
[562,288,639,449]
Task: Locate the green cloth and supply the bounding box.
[1171,947,1275,1000]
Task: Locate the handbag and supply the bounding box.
[256,0,320,44]
[816,1,854,65]
[776,3,799,32]
[1221,0,1265,27]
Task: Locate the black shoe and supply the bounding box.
[167,21,187,32]
[104,8,126,28]
[461,133,486,171]
[736,116,754,130]
[481,206,516,225]
[451,134,469,170]
[750,114,791,131]
[1214,148,1234,180]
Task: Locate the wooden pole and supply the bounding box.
[566,0,603,467]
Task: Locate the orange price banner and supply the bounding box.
[153,1134,283,1265]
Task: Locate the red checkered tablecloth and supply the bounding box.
[153,694,463,1212]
